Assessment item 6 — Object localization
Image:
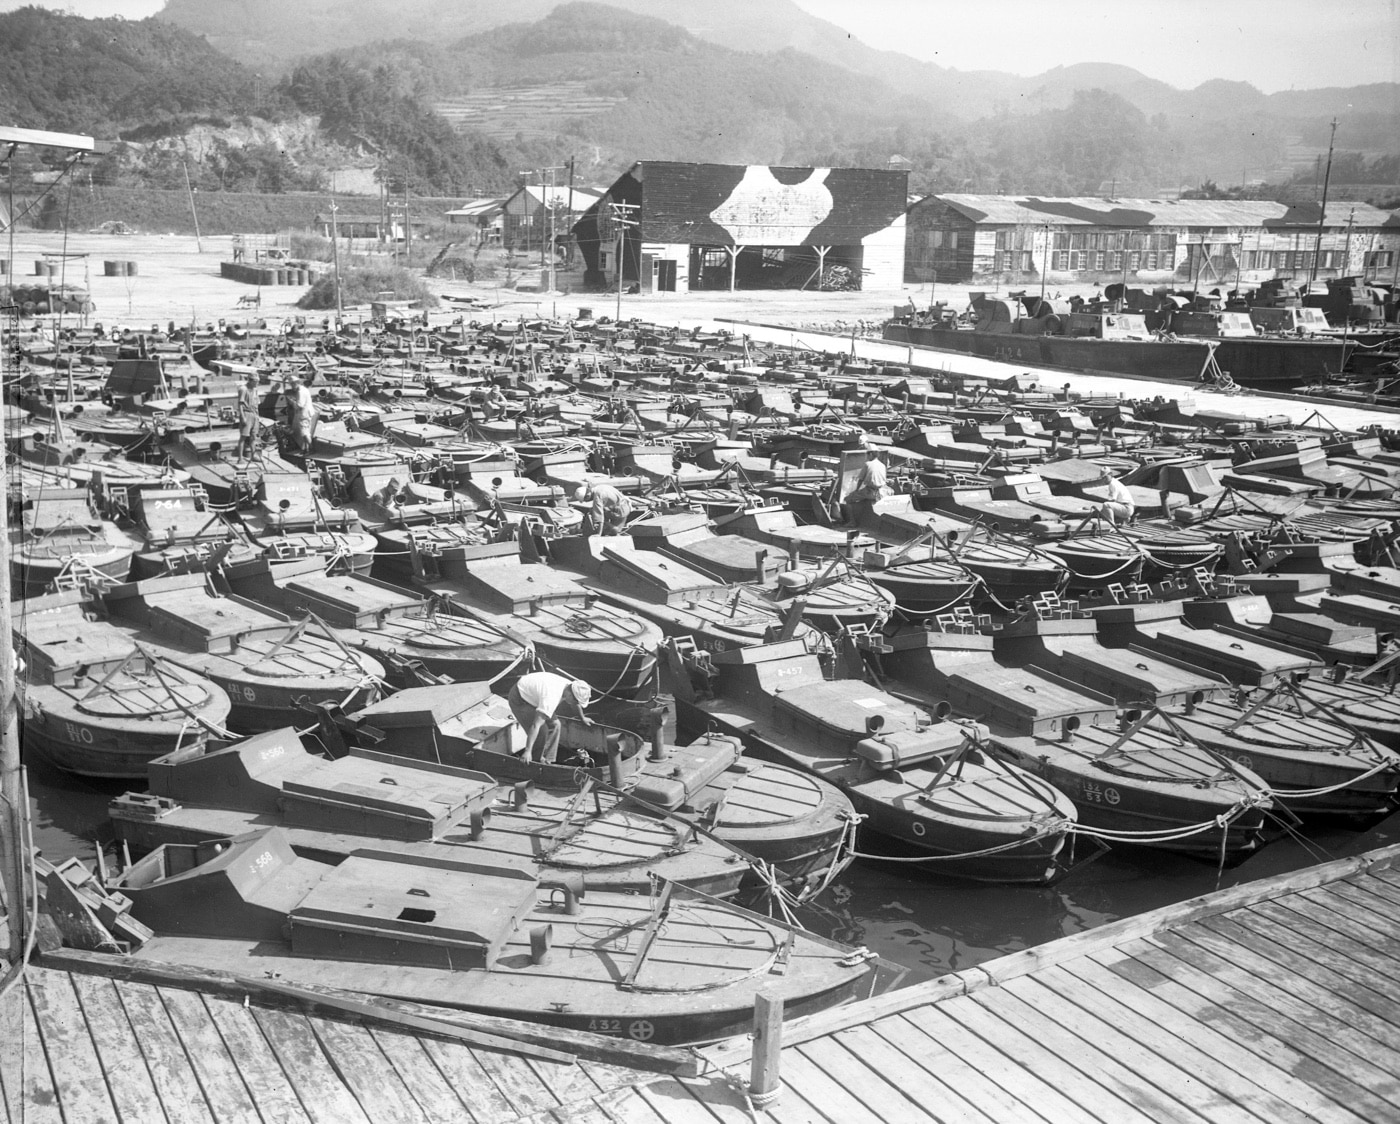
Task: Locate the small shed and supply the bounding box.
[444,198,506,245]
[501,184,603,256]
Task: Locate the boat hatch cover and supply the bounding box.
[290,850,537,969]
[773,681,927,739]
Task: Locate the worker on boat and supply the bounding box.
[481,383,507,421]
[1100,475,1136,525]
[236,372,260,459]
[507,671,592,763]
[844,447,891,505]
[576,481,633,536]
[289,373,318,453]
[372,476,404,509]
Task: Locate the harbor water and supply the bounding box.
[27,750,1398,986]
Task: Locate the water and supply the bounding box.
[25,753,1399,985]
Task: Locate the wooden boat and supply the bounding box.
[541,532,819,652]
[1091,601,1400,818]
[111,827,875,1043]
[9,486,142,596]
[877,626,1273,862]
[628,511,894,630]
[218,555,523,684]
[18,595,232,777]
[409,552,663,699]
[91,573,384,734]
[109,726,756,899]
[332,682,859,894]
[660,638,1079,884]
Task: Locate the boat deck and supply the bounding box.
[565,839,1400,1123]
[0,961,678,1123]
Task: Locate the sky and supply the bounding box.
[789,0,1400,93]
[3,0,1398,94]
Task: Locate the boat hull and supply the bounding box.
[883,323,1214,382]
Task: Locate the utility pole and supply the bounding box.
[330,199,343,323]
[1309,117,1337,290]
[182,159,202,253]
[609,200,639,324]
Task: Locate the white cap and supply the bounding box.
[570,680,592,708]
[575,483,593,502]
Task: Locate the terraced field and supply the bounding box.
[434,82,624,140]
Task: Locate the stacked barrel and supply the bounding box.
[220,261,317,286]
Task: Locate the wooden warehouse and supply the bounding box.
[573,161,908,293]
[906,194,1400,289]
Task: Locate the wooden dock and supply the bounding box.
[565,841,1400,1123]
[0,961,683,1124]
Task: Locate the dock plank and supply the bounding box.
[1091,949,1369,1124]
[201,999,313,1124]
[830,1023,999,1124]
[1260,895,1400,969]
[1318,879,1400,930]
[157,986,262,1124]
[67,972,167,1124]
[113,980,216,1124]
[632,1077,732,1124]
[1234,903,1400,1007]
[472,1045,563,1119]
[867,1014,1043,1124]
[1197,913,1400,1058]
[19,985,63,1124]
[987,976,1230,1124]
[588,1083,671,1124]
[1280,888,1400,954]
[248,1005,372,1124]
[308,1017,429,1124]
[1028,961,1301,1124]
[669,1075,761,1124]
[25,969,119,1124]
[795,1036,941,1123]
[1,980,27,1124]
[1119,939,1392,1122]
[933,994,1154,1124]
[419,1037,517,1123]
[368,1027,476,1124]
[1154,927,1400,1095]
[904,1004,1085,1122]
[755,1050,891,1124]
[524,1055,602,1106]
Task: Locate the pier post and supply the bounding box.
[749,990,784,1106]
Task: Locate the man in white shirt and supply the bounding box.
[1100,475,1136,525]
[577,481,633,535]
[290,376,318,452]
[844,448,890,504]
[507,671,592,763]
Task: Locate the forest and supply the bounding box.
[0,3,1395,204]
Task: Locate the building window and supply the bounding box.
[1094,251,1105,271]
[948,232,959,250]
[1366,250,1393,268]
[1108,251,1122,271]
[929,230,944,249]
[1144,252,1157,270]
[1053,251,1069,271]
[1021,251,1035,271]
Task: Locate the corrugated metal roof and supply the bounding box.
[928,194,1398,229]
[444,197,505,217]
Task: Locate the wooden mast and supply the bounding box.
[0,124,94,985]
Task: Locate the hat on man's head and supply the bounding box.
[570,680,592,708]
[575,483,593,502]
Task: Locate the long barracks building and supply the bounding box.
[905,194,1400,290]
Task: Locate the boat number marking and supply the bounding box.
[587,1019,623,1035]
[774,667,803,677]
[250,850,276,873]
[152,499,182,510]
[63,722,94,744]
[701,638,728,652]
[629,1020,655,1041]
[259,743,285,761]
[1081,782,1121,805]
